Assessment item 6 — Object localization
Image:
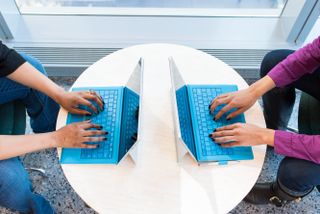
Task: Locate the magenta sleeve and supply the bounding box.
[267,36,320,87]
[274,130,320,164]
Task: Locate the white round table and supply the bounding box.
[57,44,266,214]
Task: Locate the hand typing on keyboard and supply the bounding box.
[53,120,108,149]
[175,85,253,161]
[209,123,275,147]
[57,90,104,115]
[62,87,139,163]
[209,88,259,121]
[209,76,276,121]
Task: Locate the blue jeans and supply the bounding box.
[0,53,58,213]
[277,157,320,196]
[260,50,320,196]
[0,53,59,133]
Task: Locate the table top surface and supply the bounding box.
[56,43,266,214]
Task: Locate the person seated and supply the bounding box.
[209,36,320,207]
[0,41,107,213]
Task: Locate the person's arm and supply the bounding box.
[210,36,320,120]
[0,41,26,77]
[268,36,320,87]
[7,62,103,115]
[274,131,320,164]
[8,61,65,102]
[209,37,320,163]
[0,121,107,160]
[0,133,57,160]
[0,42,103,114]
[210,75,275,120]
[210,123,320,164]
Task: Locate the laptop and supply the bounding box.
[60,58,144,164]
[169,57,253,165]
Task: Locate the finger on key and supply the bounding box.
[209,96,229,114]
[214,103,233,121]
[84,91,104,112]
[80,97,98,114]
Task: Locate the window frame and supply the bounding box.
[0,0,318,50]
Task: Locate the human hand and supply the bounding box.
[56,90,104,115]
[209,88,259,120]
[52,120,108,148]
[209,123,275,147]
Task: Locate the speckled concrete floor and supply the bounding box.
[1,77,319,214]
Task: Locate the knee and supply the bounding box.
[278,157,299,182]
[0,159,33,213]
[0,158,31,192]
[260,50,280,78]
[277,157,315,191]
[19,52,47,76]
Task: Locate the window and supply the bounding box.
[2,0,317,53]
[15,0,287,17]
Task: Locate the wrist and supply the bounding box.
[248,85,261,100]
[249,75,276,98]
[262,129,275,147]
[52,86,66,104]
[48,131,60,148]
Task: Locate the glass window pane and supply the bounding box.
[15,0,287,16]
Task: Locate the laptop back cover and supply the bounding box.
[168,57,198,163]
[118,58,144,164]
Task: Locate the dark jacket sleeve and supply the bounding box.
[0,41,26,77]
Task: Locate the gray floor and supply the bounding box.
[1,76,319,214]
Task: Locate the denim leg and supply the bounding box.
[0,158,54,214]
[0,53,60,133]
[277,157,320,196]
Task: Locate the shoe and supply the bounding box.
[244,182,305,207]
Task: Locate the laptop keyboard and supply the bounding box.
[84,89,120,159]
[187,86,236,160]
[66,88,123,162]
[62,86,141,164]
[176,85,250,162]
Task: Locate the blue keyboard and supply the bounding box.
[60,87,139,164]
[176,85,253,163]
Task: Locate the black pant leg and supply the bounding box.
[260,50,296,129]
[290,68,320,101]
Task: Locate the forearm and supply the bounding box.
[0,133,57,160]
[268,36,320,87]
[7,62,65,103]
[274,131,320,164]
[248,75,276,98]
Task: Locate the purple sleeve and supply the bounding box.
[267,36,320,87]
[274,130,320,164]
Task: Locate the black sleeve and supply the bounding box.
[0,41,26,77]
